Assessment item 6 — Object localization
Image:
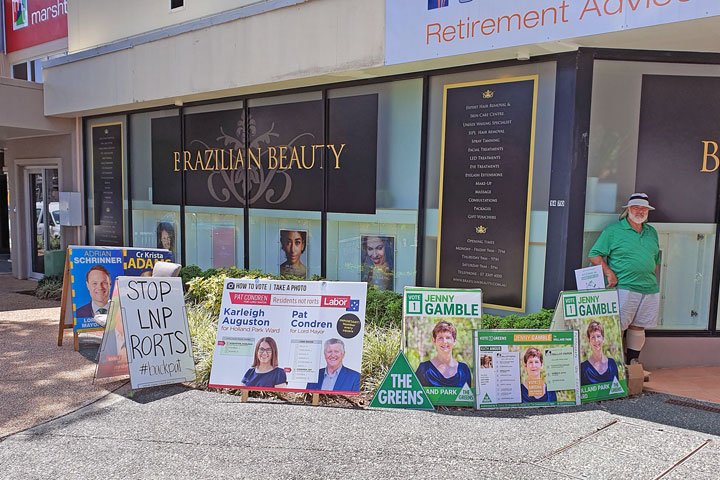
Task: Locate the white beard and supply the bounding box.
[629,211,648,224]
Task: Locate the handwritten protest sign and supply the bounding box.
[95,276,195,389]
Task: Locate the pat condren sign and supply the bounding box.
[386,0,720,65]
[4,0,68,53]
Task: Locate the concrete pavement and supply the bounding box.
[2,274,720,479]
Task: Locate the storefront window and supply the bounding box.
[183,102,245,270]
[130,109,181,259]
[422,63,556,314]
[584,60,720,330]
[326,79,423,292]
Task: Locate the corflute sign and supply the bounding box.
[387,0,720,65]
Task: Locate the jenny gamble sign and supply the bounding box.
[437,76,537,311]
[151,96,378,214]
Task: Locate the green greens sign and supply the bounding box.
[370,352,433,410]
[551,290,627,403]
[403,287,482,407]
[474,330,581,409]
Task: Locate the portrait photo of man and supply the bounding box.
[76,265,112,318]
[306,338,360,392]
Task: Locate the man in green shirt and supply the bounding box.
[588,193,660,364]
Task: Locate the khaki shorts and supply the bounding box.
[617,288,659,330]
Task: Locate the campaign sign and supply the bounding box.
[117,277,195,389]
[208,279,367,394]
[370,352,433,410]
[475,330,581,409]
[551,290,627,403]
[95,284,129,379]
[68,246,174,332]
[403,287,482,406]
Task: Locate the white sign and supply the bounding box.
[575,265,605,290]
[208,279,367,395]
[387,0,720,65]
[117,277,196,389]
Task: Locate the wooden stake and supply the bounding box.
[57,251,71,347]
[241,390,249,402]
[312,393,319,406]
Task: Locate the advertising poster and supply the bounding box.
[156,222,177,256]
[475,330,581,409]
[436,76,536,311]
[403,287,482,406]
[117,277,195,389]
[95,284,128,379]
[551,290,628,403]
[279,229,308,278]
[361,235,394,291]
[68,246,174,332]
[208,279,367,394]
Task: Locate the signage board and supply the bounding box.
[475,329,581,409]
[437,76,536,311]
[92,123,125,246]
[369,352,434,410]
[402,287,481,406]
[95,277,196,389]
[67,246,174,332]
[4,0,68,53]
[208,279,367,395]
[550,289,628,402]
[386,0,720,65]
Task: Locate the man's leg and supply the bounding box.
[626,327,644,364]
[625,293,660,363]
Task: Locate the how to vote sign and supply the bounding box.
[403,287,482,406]
[67,246,174,332]
[551,290,627,403]
[95,277,196,389]
[370,352,433,410]
[475,330,581,409]
[208,279,367,395]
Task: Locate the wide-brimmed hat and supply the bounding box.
[622,193,655,210]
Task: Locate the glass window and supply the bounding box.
[584,60,720,330]
[422,63,556,314]
[130,109,182,260]
[327,79,423,292]
[183,102,245,270]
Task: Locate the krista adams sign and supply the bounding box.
[151,96,378,214]
[387,0,720,65]
[4,0,68,53]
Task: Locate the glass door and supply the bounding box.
[27,168,60,277]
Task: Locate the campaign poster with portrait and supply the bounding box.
[278,229,308,279]
[402,287,482,406]
[475,330,581,409]
[208,279,367,395]
[551,290,627,403]
[361,235,394,291]
[68,246,175,332]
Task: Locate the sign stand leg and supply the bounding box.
[312,393,319,406]
[241,390,249,402]
[57,251,71,347]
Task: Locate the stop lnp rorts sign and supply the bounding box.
[117,277,195,389]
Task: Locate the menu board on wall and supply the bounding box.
[92,123,124,246]
[437,76,537,311]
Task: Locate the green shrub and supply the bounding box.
[35,275,63,300]
[179,265,203,286]
[360,324,401,393]
[480,308,554,330]
[186,304,219,388]
[365,287,402,328]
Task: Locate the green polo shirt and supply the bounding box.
[588,218,660,294]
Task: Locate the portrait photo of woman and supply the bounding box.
[279,229,307,278]
[241,337,287,388]
[156,222,176,255]
[580,321,620,385]
[361,235,394,291]
[480,355,493,369]
[521,347,557,403]
[414,321,472,388]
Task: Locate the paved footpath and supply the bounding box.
[2,276,719,479]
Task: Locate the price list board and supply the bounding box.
[92,122,125,246]
[437,76,537,311]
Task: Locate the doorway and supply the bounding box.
[26,167,60,278]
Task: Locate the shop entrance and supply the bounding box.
[25,167,60,278]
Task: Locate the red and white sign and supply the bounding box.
[4,0,68,53]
